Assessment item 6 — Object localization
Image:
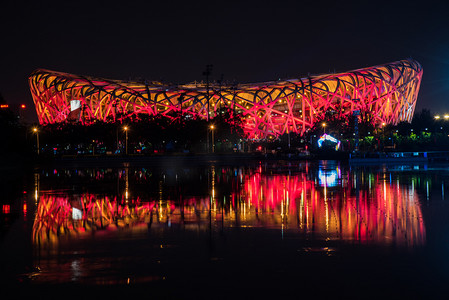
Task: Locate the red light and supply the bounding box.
[29,60,421,140]
[0,104,8,109]
[2,205,10,214]
[21,104,26,109]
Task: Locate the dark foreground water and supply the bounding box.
[1,158,449,298]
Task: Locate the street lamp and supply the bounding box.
[322,123,326,134]
[123,126,128,155]
[33,127,39,155]
[210,125,215,153]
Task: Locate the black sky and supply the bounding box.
[2,0,449,122]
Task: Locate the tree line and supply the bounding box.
[1,97,447,157]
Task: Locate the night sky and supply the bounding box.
[2,0,449,122]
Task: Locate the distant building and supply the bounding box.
[0,102,29,124]
[29,59,422,139]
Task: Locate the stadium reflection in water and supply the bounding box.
[32,161,425,249]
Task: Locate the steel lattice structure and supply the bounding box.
[29,59,422,138]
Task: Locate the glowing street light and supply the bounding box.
[379,122,387,150]
[210,125,215,153]
[322,123,326,134]
[381,122,386,135]
[123,126,129,155]
[435,115,441,120]
[33,127,39,155]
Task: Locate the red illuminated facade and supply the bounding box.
[29,59,422,138]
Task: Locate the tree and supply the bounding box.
[411,109,434,132]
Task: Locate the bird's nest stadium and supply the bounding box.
[29,59,422,139]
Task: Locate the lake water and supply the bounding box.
[1,159,449,298]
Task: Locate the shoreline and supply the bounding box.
[32,152,310,168]
[3,150,449,170]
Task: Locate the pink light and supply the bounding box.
[29,59,422,138]
[31,172,426,248]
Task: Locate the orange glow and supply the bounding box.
[29,59,422,138]
[32,167,425,248]
[0,104,8,109]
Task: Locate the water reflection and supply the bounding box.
[32,161,426,248]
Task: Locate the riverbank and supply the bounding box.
[5,149,449,170]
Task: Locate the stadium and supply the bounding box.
[29,59,422,139]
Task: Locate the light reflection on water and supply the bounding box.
[8,159,449,298]
[7,160,449,294]
[32,161,425,249]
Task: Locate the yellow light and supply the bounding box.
[444,115,449,119]
[210,125,214,129]
[124,126,128,131]
[382,122,386,126]
[322,123,326,127]
[435,115,441,119]
[33,127,37,132]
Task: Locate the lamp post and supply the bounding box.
[124,126,128,155]
[116,125,119,154]
[210,125,215,153]
[322,123,326,135]
[33,127,39,155]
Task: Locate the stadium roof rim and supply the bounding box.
[30,58,422,92]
